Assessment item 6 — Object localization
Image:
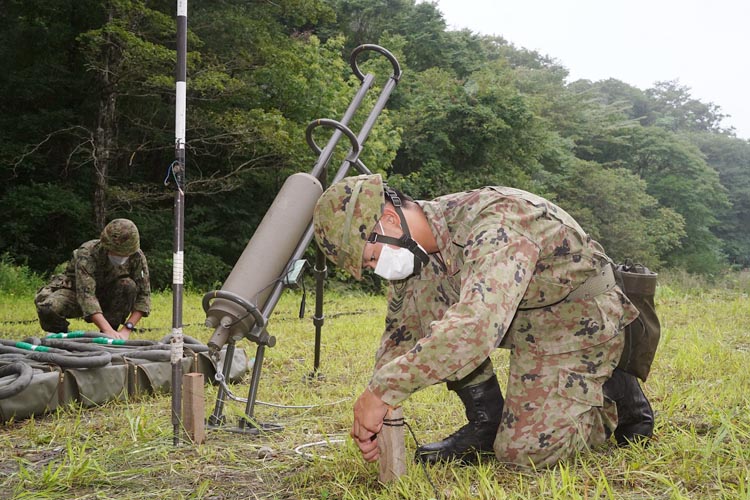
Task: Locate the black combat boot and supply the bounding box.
[603,367,654,446]
[415,374,504,464]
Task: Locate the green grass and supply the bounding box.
[1,272,749,499]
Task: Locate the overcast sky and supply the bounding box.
[431,0,750,140]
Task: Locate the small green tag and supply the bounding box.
[15,342,50,352]
[46,331,85,339]
[92,338,125,345]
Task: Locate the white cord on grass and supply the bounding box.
[293,438,345,460]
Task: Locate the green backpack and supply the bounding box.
[615,262,661,381]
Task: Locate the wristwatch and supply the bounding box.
[124,321,137,332]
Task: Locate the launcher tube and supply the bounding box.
[205,173,323,350]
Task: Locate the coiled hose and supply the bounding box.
[0,340,112,369]
[0,361,33,399]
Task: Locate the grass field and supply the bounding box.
[0,271,749,499]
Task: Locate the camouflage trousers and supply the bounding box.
[384,289,627,468]
[34,276,137,333]
[496,329,622,467]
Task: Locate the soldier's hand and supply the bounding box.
[112,328,130,340]
[351,388,388,462]
[91,313,124,340]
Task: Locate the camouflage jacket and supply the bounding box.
[57,239,151,319]
[368,187,638,406]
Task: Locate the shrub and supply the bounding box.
[0,253,44,294]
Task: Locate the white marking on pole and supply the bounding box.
[176,81,186,144]
[173,250,184,284]
[171,328,184,364]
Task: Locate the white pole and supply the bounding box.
[171,0,188,446]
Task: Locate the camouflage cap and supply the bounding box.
[313,174,385,280]
[100,218,140,255]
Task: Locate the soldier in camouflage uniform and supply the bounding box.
[34,219,151,340]
[313,174,654,468]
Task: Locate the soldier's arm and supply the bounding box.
[131,252,151,316]
[90,312,118,337]
[372,284,421,373]
[74,247,105,319]
[368,223,540,406]
[112,310,144,340]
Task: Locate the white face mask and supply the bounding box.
[109,254,129,266]
[374,244,415,280]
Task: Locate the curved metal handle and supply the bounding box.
[350,44,402,82]
[202,289,266,330]
[305,118,361,159]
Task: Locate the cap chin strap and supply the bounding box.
[367,185,429,275]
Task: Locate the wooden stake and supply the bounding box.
[378,406,406,482]
[182,372,205,444]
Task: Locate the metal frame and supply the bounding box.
[204,44,401,433]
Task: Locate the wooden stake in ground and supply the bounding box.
[378,406,406,482]
[182,372,205,444]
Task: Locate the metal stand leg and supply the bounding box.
[239,344,264,428]
[307,247,326,381]
[207,339,236,427]
[234,343,283,434]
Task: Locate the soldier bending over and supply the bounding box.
[35,218,151,340]
[312,174,654,468]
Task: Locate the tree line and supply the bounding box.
[1,0,748,290]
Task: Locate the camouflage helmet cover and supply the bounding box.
[313,174,385,280]
[100,218,140,255]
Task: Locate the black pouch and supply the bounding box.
[615,262,661,381]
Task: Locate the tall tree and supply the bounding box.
[646,80,731,135]
[1,0,746,284]
[0,0,106,266]
[593,126,730,272]
[78,2,168,227]
[555,160,685,267]
[691,132,750,267]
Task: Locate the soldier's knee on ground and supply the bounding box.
[494,405,611,468]
[34,287,51,308]
[493,371,614,468]
[35,302,70,333]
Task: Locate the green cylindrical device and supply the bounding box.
[205,172,323,350]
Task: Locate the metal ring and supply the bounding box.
[304,119,361,159]
[349,44,401,82]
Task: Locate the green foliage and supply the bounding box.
[1,0,749,286]
[0,254,43,294]
[571,78,655,127]
[646,80,730,134]
[616,128,729,272]
[322,0,448,72]
[690,132,750,267]
[390,61,549,195]
[0,183,92,272]
[147,247,230,292]
[555,160,685,268]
